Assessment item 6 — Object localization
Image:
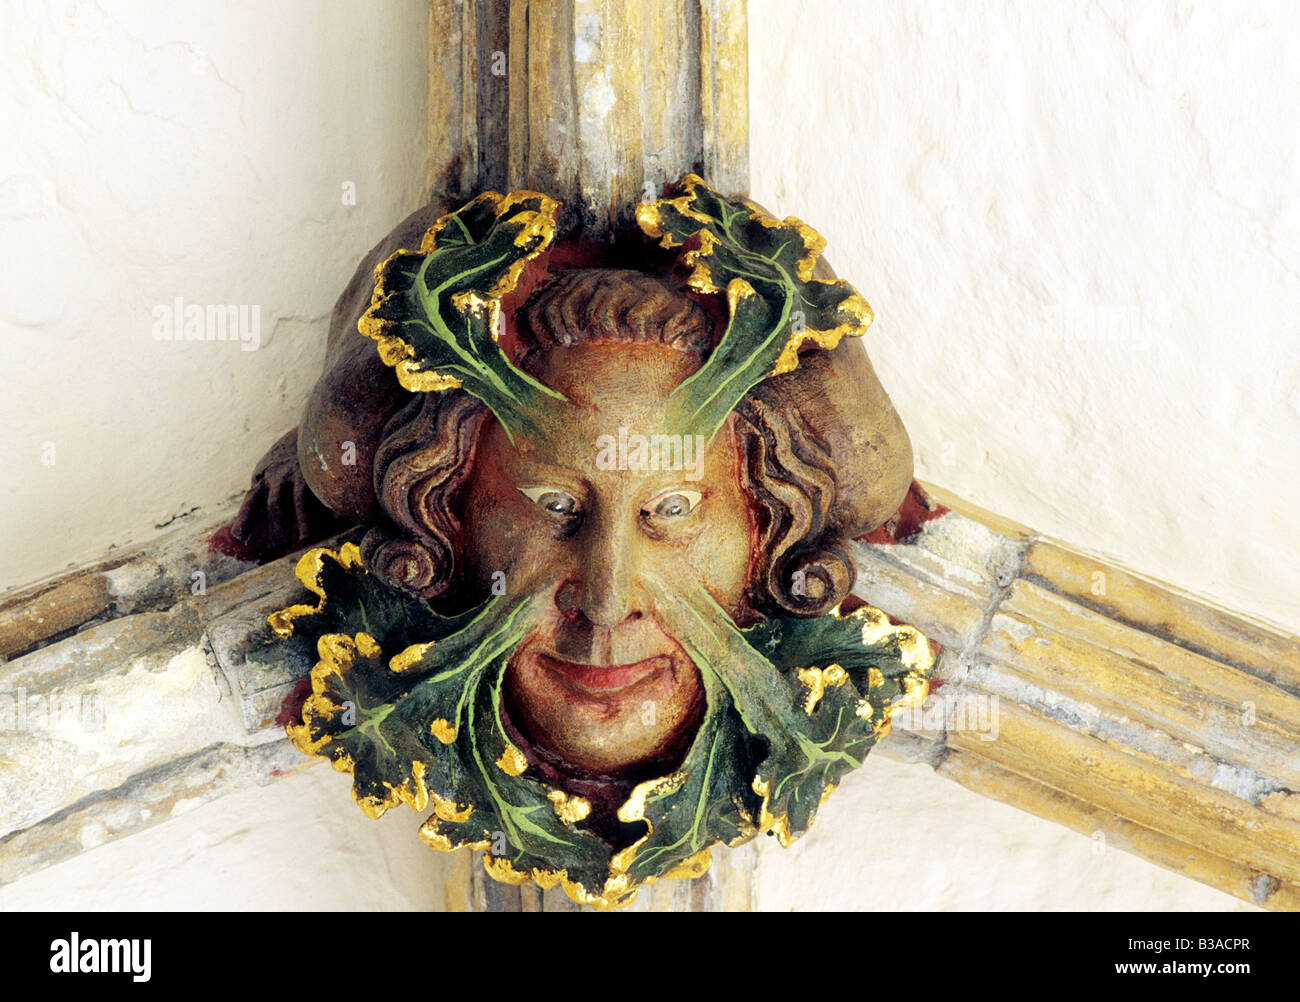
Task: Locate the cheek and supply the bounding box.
[685,425,756,615]
[681,506,752,614]
[463,490,569,594]
[461,487,522,589]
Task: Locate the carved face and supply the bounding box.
[280,180,933,908]
[461,342,753,777]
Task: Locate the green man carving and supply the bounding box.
[240,176,933,908]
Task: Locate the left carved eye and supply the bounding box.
[519,486,581,519]
[643,489,702,519]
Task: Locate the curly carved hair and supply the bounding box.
[361,268,855,617]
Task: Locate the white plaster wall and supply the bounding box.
[0,0,429,591]
[0,754,1250,911]
[0,764,457,911]
[750,0,1300,634]
[751,754,1250,911]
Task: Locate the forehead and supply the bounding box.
[523,342,700,461]
[527,341,699,412]
[481,342,736,490]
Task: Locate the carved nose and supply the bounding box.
[556,530,643,628]
[556,577,642,629]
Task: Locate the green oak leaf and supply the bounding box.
[649,577,931,847]
[359,190,567,442]
[257,542,473,671]
[287,631,438,819]
[271,545,615,897]
[615,663,761,889]
[637,173,874,441]
[421,663,613,897]
[270,547,932,907]
[286,579,542,819]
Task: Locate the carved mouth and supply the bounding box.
[534,652,672,695]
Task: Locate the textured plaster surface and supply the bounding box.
[0,763,454,911]
[0,0,428,592]
[0,753,1252,910]
[750,0,1300,634]
[752,754,1255,910]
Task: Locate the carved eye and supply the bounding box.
[519,486,581,518]
[643,489,702,520]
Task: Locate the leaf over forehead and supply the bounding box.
[358,190,568,443]
[636,173,874,442]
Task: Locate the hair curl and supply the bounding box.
[363,268,853,616]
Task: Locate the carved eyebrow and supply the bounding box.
[499,456,586,492]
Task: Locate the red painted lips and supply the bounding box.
[534,652,672,694]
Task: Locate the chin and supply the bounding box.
[502,634,705,778]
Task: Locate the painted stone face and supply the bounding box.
[460,342,753,777]
[270,175,934,908]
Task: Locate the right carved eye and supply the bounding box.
[519,486,581,519]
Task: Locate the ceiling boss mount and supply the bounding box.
[238,175,934,909]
